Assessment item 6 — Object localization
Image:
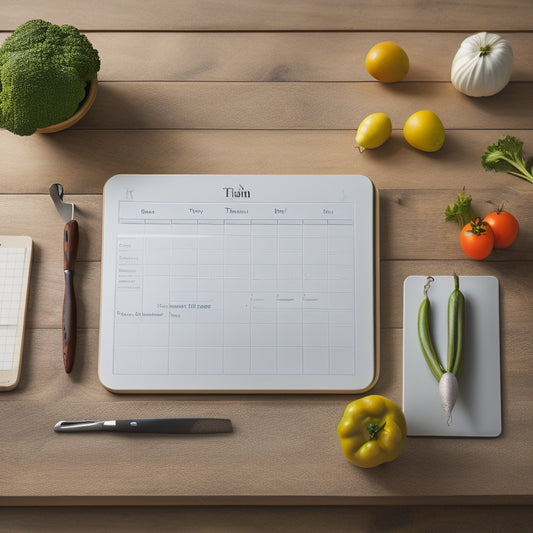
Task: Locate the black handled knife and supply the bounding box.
[54,418,233,434]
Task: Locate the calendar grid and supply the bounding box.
[112,216,356,377]
[0,248,26,371]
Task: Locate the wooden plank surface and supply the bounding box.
[3,130,533,194]
[4,32,531,83]
[1,505,533,533]
[62,82,531,130]
[0,0,532,526]
[1,0,532,31]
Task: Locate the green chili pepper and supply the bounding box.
[446,274,465,378]
[417,277,445,382]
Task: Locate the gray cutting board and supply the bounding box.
[403,275,501,437]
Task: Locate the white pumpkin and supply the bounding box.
[451,32,513,97]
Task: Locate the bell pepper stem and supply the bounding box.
[367,422,386,440]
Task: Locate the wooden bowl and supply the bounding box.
[36,75,98,134]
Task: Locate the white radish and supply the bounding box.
[418,275,465,426]
[439,371,459,426]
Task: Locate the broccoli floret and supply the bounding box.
[0,19,100,135]
[482,135,533,184]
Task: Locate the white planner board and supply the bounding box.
[99,174,377,393]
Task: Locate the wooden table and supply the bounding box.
[1,0,532,530]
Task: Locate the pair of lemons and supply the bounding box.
[357,41,445,152]
[356,110,445,152]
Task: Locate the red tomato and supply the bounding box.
[459,218,495,260]
[483,210,519,249]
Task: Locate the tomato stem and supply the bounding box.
[367,422,386,440]
[487,200,506,215]
[468,217,489,236]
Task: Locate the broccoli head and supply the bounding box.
[0,19,100,135]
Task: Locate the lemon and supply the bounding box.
[355,112,392,150]
[365,41,409,83]
[403,110,445,152]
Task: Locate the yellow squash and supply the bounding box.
[337,395,407,468]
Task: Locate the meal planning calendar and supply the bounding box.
[99,175,377,392]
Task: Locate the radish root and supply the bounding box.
[439,372,459,426]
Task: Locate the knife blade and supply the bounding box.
[54,418,233,434]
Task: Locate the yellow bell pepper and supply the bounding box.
[337,395,407,468]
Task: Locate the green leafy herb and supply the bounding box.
[445,188,478,228]
[482,135,533,184]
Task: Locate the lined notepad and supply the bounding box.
[0,248,27,368]
[0,238,32,390]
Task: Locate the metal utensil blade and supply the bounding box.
[54,420,106,432]
[49,183,74,222]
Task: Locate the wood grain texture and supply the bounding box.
[2,505,533,533]
[2,130,533,194]
[1,0,532,31]
[70,82,533,130]
[4,31,531,83]
[0,0,532,517]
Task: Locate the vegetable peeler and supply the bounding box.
[49,184,78,374]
